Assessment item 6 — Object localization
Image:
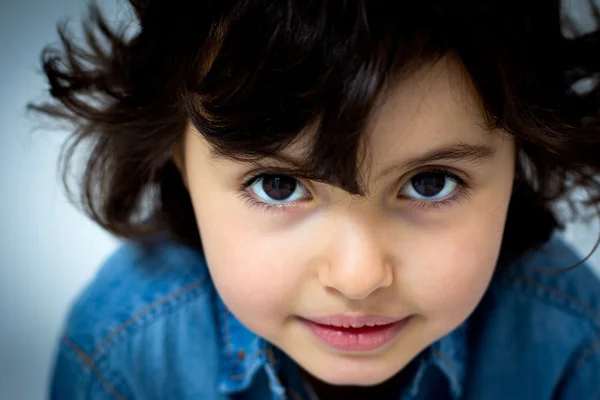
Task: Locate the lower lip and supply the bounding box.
[299,317,410,352]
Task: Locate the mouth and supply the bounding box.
[298,314,411,352]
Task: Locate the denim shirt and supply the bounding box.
[50,235,600,399]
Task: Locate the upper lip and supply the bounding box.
[302,314,407,328]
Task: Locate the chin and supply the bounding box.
[309,364,399,387]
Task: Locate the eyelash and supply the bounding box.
[237,172,308,213]
[237,168,472,213]
[403,168,471,210]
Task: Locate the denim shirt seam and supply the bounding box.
[429,349,458,377]
[61,336,129,400]
[219,298,282,385]
[90,277,209,360]
[224,349,272,381]
[286,386,304,400]
[220,303,287,398]
[428,349,463,399]
[220,300,238,380]
[505,274,600,330]
[219,300,259,383]
[571,334,600,377]
[263,346,288,399]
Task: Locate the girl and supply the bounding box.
[32,0,600,399]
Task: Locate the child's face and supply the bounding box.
[177,56,516,386]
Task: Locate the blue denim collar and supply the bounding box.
[215,296,286,398]
[407,322,468,399]
[216,294,467,399]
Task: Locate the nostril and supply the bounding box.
[316,255,395,300]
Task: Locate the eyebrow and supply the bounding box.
[372,141,496,182]
[210,141,496,180]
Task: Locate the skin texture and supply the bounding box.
[175,56,516,388]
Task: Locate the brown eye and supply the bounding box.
[411,172,447,197]
[400,170,459,200]
[248,174,308,203]
[261,175,297,200]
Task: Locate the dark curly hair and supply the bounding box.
[29,0,600,266]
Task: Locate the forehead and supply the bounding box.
[276,56,502,172]
[365,56,496,161]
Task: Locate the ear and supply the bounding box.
[172,141,189,189]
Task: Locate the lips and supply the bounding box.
[299,314,410,352]
[306,314,401,328]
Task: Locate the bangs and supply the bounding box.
[183,1,484,195]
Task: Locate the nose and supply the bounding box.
[317,222,394,300]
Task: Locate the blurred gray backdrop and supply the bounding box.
[1,0,599,399]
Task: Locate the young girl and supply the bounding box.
[32,0,600,398]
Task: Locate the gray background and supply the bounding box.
[1,0,599,399]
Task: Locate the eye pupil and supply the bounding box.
[262,175,297,200]
[411,173,446,197]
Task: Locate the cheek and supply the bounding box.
[406,159,514,321]
[191,192,304,332]
[405,206,508,327]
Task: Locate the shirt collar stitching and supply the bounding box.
[217,298,284,395]
[428,322,467,399]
